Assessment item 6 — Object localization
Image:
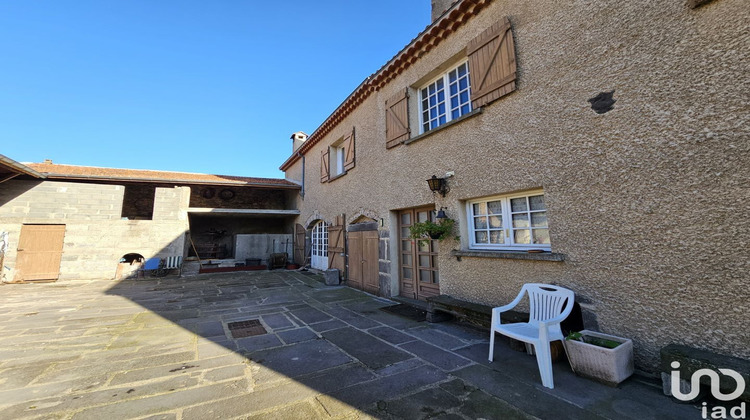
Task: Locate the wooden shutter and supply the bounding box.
[328,214,345,276]
[385,88,410,149]
[343,127,355,171]
[294,223,306,265]
[320,149,330,183]
[466,17,517,109]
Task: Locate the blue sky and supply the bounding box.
[0,1,430,178]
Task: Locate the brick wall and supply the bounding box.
[188,186,287,210]
[121,185,156,219]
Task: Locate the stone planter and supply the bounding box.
[564,330,634,386]
[323,269,340,286]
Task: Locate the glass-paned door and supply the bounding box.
[311,221,328,270]
[398,207,439,301]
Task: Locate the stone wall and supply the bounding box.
[0,180,124,220]
[0,180,190,281]
[283,0,749,371]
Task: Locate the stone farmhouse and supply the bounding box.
[0,0,745,377]
[279,0,748,372]
[0,157,299,282]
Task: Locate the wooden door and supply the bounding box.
[348,232,364,291]
[328,214,345,275]
[398,207,440,301]
[362,230,379,294]
[294,223,306,265]
[15,224,66,282]
[347,230,379,295]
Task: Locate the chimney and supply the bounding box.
[431,0,456,22]
[291,131,308,153]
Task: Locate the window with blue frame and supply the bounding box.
[419,61,472,133]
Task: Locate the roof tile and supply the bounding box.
[26,162,299,188]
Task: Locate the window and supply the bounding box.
[321,127,355,182]
[121,185,155,220]
[329,144,346,177]
[385,17,517,149]
[419,61,472,133]
[467,191,550,250]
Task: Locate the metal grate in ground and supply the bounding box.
[227,319,267,339]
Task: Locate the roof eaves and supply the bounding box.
[0,154,46,179]
[279,0,491,172]
[42,173,300,189]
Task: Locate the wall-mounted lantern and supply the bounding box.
[427,175,448,197]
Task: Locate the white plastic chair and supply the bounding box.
[488,283,575,389]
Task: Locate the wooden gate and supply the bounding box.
[347,230,379,295]
[294,223,306,265]
[15,224,66,282]
[398,207,439,301]
[327,214,345,276]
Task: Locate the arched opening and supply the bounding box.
[121,253,145,264]
[310,220,328,270]
[115,253,145,280]
[350,215,377,225]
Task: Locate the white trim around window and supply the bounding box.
[330,144,345,177]
[466,190,551,251]
[418,60,472,134]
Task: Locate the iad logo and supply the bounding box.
[670,361,746,419]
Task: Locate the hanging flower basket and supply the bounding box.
[409,218,455,241]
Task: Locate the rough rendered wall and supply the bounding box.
[285,0,749,371]
[0,181,190,281]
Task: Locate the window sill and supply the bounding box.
[404,108,483,146]
[451,249,565,262]
[327,171,347,183]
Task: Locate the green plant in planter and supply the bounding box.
[566,331,621,349]
[409,218,456,241]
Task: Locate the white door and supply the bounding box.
[311,221,328,270]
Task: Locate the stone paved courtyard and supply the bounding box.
[0,271,700,419]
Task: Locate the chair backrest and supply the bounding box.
[164,256,182,269]
[524,283,575,324]
[143,257,161,270]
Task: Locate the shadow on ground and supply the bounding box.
[0,271,702,419]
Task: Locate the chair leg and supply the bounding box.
[525,343,535,355]
[534,342,554,389]
[488,331,495,362]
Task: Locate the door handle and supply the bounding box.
[17,248,24,251]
